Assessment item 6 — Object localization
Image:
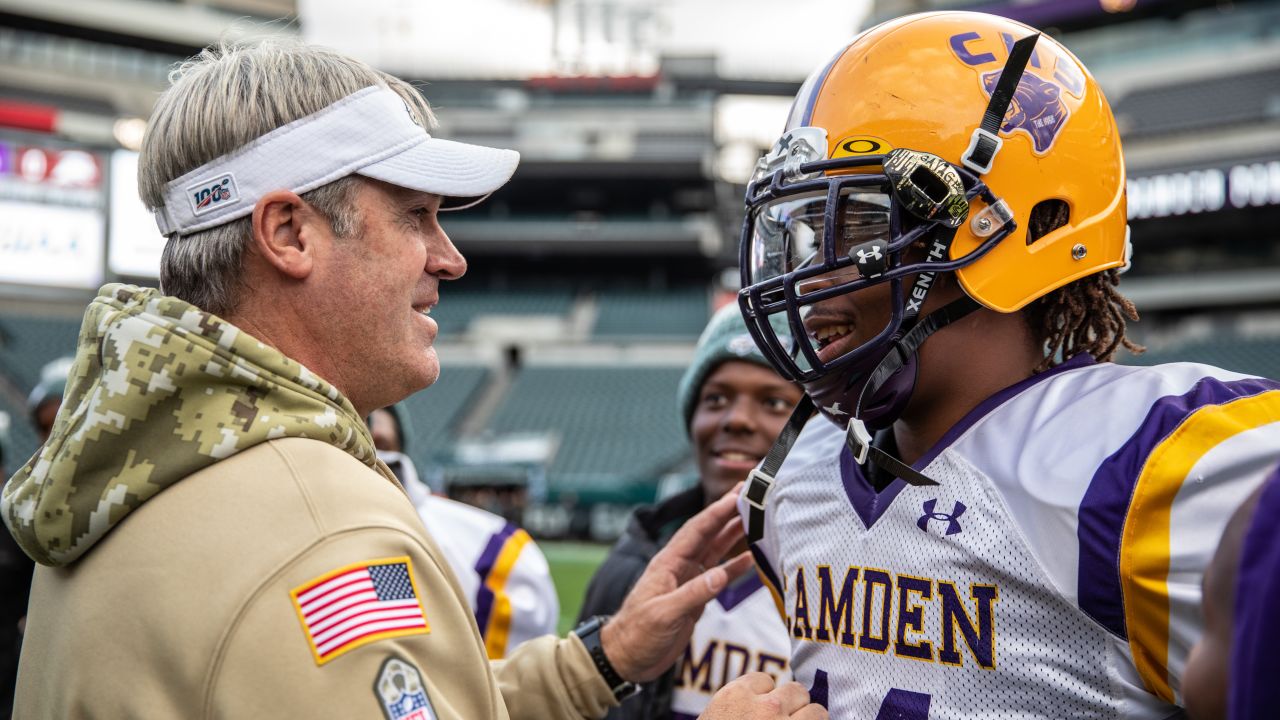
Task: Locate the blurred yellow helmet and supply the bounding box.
[738,11,1128,427]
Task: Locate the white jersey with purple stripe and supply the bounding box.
[739,355,1280,719]
[670,573,793,719]
[416,495,558,659]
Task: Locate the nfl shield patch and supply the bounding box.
[375,655,438,720]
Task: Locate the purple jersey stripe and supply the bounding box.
[473,522,518,637]
[839,353,1095,529]
[1077,375,1280,639]
[749,541,783,600]
[1230,465,1280,720]
[716,572,765,612]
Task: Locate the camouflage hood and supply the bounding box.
[2,284,392,567]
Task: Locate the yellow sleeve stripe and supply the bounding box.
[482,528,532,660]
[1121,389,1280,703]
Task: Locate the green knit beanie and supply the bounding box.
[677,303,793,432]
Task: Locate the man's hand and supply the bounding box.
[599,484,754,682]
[701,673,829,720]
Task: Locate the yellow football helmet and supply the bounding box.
[738,11,1127,427]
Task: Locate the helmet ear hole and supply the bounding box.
[1027,199,1070,245]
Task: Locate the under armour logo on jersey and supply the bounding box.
[918,498,966,535]
[856,246,883,264]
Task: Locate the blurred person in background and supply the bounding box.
[1,40,823,720]
[26,357,72,443]
[0,358,69,719]
[578,303,804,719]
[0,426,31,720]
[371,403,559,660]
[1183,463,1280,720]
[368,404,432,504]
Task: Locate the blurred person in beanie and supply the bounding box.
[578,303,805,719]
[1,41,824,720]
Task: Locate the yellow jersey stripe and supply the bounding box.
[1121,389,1280,702]
[483,528,532,659]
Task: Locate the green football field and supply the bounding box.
[541,541,612,635]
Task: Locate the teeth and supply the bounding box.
[720,452,756,462]
[813,324,854,341]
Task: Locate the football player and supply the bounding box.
[735,11,1280,719]
[369,404,560,659]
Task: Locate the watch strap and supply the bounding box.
[573,615,638,701]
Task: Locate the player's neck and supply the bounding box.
[892,307,1041,465]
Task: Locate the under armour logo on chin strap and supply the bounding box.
[824,402,848,416]
[856,246,883,263]
[918,498,966,535]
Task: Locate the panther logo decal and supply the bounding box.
[981,69,1069,154]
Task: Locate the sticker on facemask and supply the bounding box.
[374,655,438,720]
[832,135,893,158]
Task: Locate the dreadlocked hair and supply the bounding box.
[1020,200,1143,373]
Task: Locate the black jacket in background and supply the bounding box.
[577,485,706,720]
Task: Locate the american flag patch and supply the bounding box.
[291,557,430,665]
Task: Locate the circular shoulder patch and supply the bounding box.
[375,655,438,720]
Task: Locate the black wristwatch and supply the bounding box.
[572,615,639,702]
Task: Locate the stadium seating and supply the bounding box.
[482,364,689,504]
[1120,334,1280,380]
[431,289,574,336]
[592,287,709,338]
[396,364,491,471]
[0,314,81,391]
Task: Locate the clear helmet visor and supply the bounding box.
[747,189,902,376]
[748,189,892,288]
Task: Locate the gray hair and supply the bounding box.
[139,40,437,316]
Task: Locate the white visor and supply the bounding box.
[152,85,519,237]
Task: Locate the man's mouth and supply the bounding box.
[715,450,761,463]
[809,322,861,363]
[812,323,854,350]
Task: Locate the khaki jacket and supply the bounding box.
[2,285,615,719]
[17,438,613,719]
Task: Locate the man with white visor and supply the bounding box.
[2,41,825,720]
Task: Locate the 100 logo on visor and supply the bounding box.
[186,173,239,215]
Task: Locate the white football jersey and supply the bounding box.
[670,573,793,719]
[417,495,559,659]
[740,356,1280,719]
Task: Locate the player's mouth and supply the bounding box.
[810,323,858,363]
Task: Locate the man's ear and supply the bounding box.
[250,190,318,280]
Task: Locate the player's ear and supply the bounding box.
[251,190,315,280]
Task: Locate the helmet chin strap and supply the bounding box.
[844,294,979,487]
